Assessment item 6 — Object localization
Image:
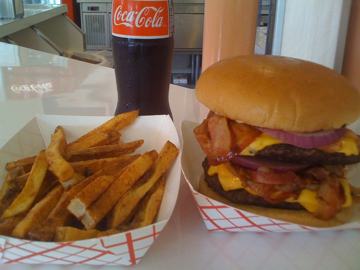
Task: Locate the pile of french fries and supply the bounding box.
[0,111,179,242]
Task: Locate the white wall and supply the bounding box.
[273,0,352,72]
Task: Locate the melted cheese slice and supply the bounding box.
[285,189,319,213]
[240,134,281,156]
[208,163,244,191]
[322,132,359,156]
[286,179,352,212]
[208,165,352,211]
[340,178,352,207]
[240,132,358,156]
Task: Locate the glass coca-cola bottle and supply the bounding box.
[112,0,174,117]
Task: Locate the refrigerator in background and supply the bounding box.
[23,0,61,3]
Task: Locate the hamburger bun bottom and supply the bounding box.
[199,177,360,228]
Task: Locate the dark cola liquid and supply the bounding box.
[113,36,173,117]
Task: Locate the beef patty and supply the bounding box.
[202,159,303,210]
[255,144,360,165]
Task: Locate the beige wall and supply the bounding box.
[342,0,360,90]
[201,0,258,71]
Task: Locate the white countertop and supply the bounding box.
[0,4,67,38]
[0,42,360,270]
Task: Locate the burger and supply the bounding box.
[194,55,360,226]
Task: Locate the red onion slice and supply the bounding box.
[231,156,307,171]
[258,127,346,149]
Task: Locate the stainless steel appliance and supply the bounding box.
[0,0,24,19]
[171,0,203,88]
[80,2,112,50]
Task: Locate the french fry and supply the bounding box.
[0,185,24,217]
[55,226,118,242]
[71,155,139,175]
[81,150,158,229]
[129,177,166,229]
[70,132,111,152]
[0,167,25,202]
[5,156,36,172]
[67,140,144,161]
[67,111,138,152]
[0,181,11,211]
[108,177,165,230]
[109,141,179,228]
[33,171,58,204]
[5,166,26,182]
[0,175,28,217]
[11,172,29,186]
[0,215,25,235]
[1,111,175,242]
[2,151,48,219]
[46,126,76,189]
[107,130,121,145]
[12,186,63,238]
[27,170,105,241]
[67,175,115,219]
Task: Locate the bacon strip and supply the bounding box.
[229,121,261,151]
[194,114,260,162]
[194,118,212,158]
[315,178,344,220]
[207,114,231,158]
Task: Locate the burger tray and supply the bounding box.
[0,115,181,266]
[181,121,360,232]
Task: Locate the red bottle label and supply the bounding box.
[112,0,171,39]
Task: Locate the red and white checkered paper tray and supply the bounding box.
[181,121,360,233]
[0,115,181,266]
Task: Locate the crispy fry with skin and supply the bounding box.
[0,215,25,235]
[28,178,97,241]
[67,140,144,161]
[55,226,118,242]
[67,111,138,152]
[71,155,139,175]
[129,177,166,229]
[5,166,25,182]
[33,171,59,204]
[46,126,76,189]
[109,177,165,229]
[67,175,115,219]
[2,151,48,219]
[6,156,36,172]
[0,167,25,201]
[27,170,104,241]
[10,173,29,187]
[69,132,112,152]
[0,175,27,217]
[109,141,179,228]
[12,186,63,238]
[107,130,121,145]
[0,182,11,211]
[81,150,158,229]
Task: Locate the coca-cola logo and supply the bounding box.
[112,0,170,38]
[114,5,165,28]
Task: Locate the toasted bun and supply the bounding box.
[199,178,360,228]
[196,55,360,132]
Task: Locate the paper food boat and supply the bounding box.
[181,121,360,233]
[0,115,181,266]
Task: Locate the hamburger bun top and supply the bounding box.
[196,55,360,132]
